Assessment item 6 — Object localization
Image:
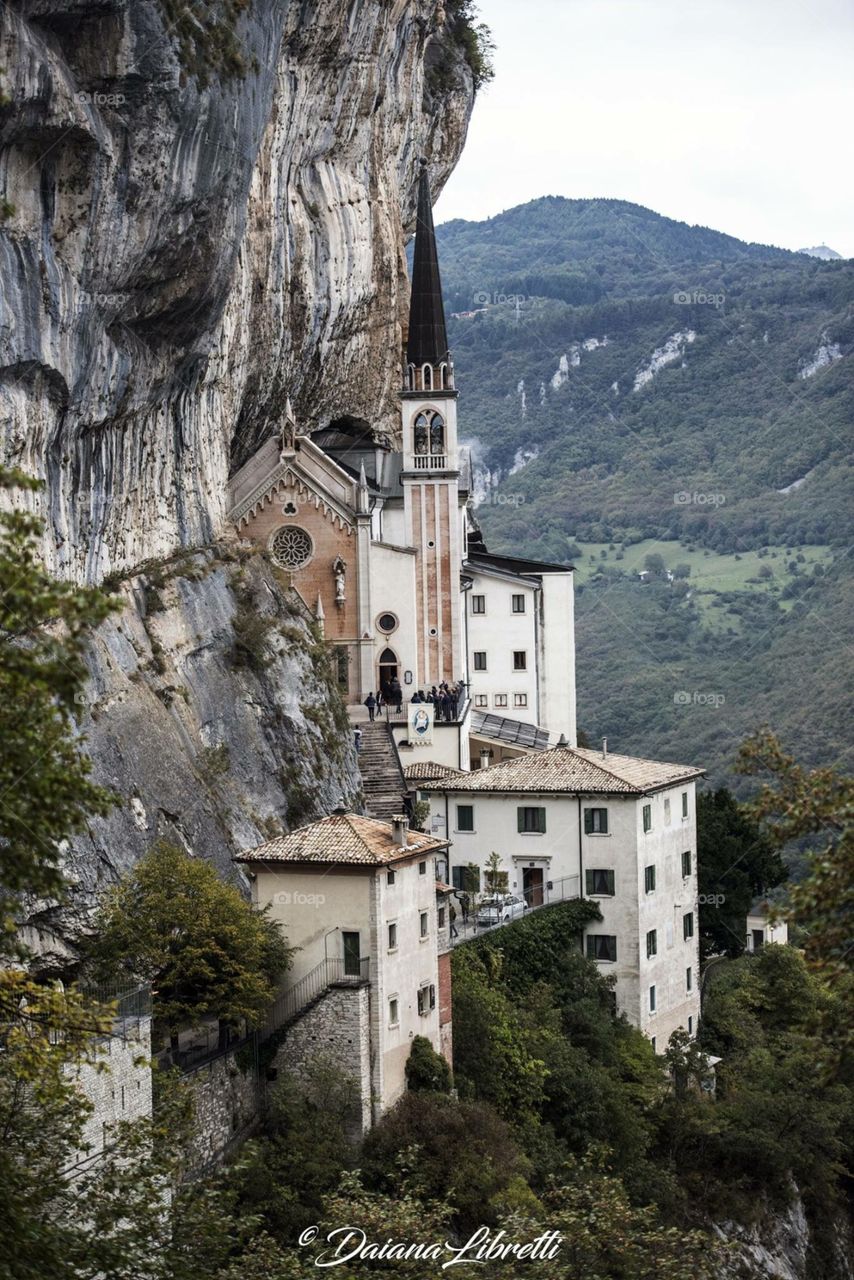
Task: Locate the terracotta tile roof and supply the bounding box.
[234,813,448,866]
[421,745,704,796]
[404,760,465,781]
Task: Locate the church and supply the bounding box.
[227,164,577,770]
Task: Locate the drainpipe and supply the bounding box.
[577,796,585,954]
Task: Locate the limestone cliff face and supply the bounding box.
[0,0,473,580]
[26,546,363,953]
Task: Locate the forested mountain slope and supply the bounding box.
[436,198,854,784]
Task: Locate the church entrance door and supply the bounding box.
[377,648,399,703]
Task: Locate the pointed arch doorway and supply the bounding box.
[377,647,399,701]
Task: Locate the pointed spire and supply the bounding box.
[406,161,448,367]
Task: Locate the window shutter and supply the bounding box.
[585,870,594,894]
[584,808,593,834]
[517,808,524,832]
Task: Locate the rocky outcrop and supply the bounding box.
[715,1190,854,1280]
[24,546,363,953]
[0,0,474,580]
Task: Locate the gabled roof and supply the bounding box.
[421,745,704,796]
[404,760,465,782]
[234,813,448,866]
[466,548,574,576]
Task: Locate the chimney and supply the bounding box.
[479,748,491,771]
[556,733,568,748]
[391,814,409,848]
[601,737,608,760]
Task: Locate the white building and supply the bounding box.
[464,544,576,743]
[235,812,451,1126]
[226,164,575,773]
[421,743,704,1049]
[746,902,788,952]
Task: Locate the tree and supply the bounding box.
[361,1092,529,1233]
[89,841,291,1050]
[405,1034,452,1093]
[673,562,691,579]
[696,789,787,957]
[737,729,854,1055]
[0,467,116,949]
[484,849,508,894]
[643,552,666,578]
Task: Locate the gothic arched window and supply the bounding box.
[430,412,445,455]
[414,412,429,454]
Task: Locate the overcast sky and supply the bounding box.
[435,0,854,256]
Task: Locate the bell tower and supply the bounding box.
[401,162,464,689]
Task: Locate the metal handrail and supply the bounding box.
[450,874,581,946]
[382,693,470,727]
[263,955,370,1036]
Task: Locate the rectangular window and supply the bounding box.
[473,651,487,671]
[649,984,656,1013]
[417,984,435,1016]
[664,797,671,825]
[513,693,528,708]
[388,998,399,1026]
[683,911,694,940]
[642,804,652,833]
[644,864,656,893]
[420,911,429,939]
[512,650,527,671]
[646,929,657,958]
[387,869,395,886]
[584,807,609,835]
[681,850,692,877]
[682,791,689,819]
[494,693,508,708]
[517,806,546,834]
[387,922,397,950]
[585,868,615,896]
[586,934,617,963]
[452,864,481,892]
[686,965,692,992]
[471,594,486,614]
[419,860,427,875]
[456,804,474,832]
[511,594,526,613]
[651,1037,656,1053]
[688,1015,693,1035]
[474,694,488,708]
[438,906,445,929]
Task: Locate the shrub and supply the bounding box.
[405,1035,452,1093]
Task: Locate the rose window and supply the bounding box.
[270,525,313,570]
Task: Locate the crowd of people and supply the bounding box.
[362,679,466,723]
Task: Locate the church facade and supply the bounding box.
[227,165,577,761]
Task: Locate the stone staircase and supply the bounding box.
[355,720,409,821]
